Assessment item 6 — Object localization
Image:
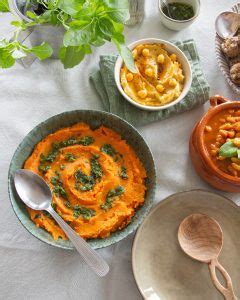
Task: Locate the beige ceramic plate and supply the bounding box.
[132,190,240,299]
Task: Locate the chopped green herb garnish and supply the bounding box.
[73,205,96,220]
[38,164,51,174]
[75,155,103,192]
[65,153,76,162]
[79,136,94,146]
[100,144,116,157]
[51,202,57,211]
[60,164,65,170]
[75,170,95,191]
[34,213,40,219]
[43,210,51,217]
[119,166,128,179]
[50,172,68,199]
[100,186,125,211]
[64,200,71,208]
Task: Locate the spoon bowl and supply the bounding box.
[14,169,52,210]
[178,213,223,263]
[178,213,236,299]
[14,169,109,277]
[215,11,240,39]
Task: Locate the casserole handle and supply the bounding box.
[210,95,230,107]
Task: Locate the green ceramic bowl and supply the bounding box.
[8,110,156,250]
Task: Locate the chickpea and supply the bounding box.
[145,68,153,77]
[205,125,212,132]
[157,54,165,64]
[211,150,218,156]
[233,137,240,147]
[156,84,165,93]
[217,156,226,161]
[137,89,148,99]
[170,53,177,61]
[179,74,184,82]
[231,157,240,163]
[228,165,237,176]
[219,123,232,130]
[227,131,235,138]
[126,73,133,82]
[219,129,228,138]
[169,78,177,87]
[132,49,137,59]
[142,48,150,57]
[232,162,240,171]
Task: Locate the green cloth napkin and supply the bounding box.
[90,39,210,127]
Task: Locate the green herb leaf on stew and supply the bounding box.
[219,141,238,158]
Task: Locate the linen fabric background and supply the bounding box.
[0,1,239,299]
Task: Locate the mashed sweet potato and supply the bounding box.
[120,43,184,106]
[24,123,147,240]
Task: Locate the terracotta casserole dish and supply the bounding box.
[190,95,240,192]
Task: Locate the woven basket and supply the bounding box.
[215,3,240,94]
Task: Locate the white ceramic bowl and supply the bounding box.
[158,0,200,31]
[114,38,192,111]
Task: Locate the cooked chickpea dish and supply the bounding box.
[120,44,185,107]
[204,108,240,177]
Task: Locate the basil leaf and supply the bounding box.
[69,19,90,29]
[0,0,10,12]
[0,48,15,68]
[57,0,84,15]
[0,39,8,48]
[112,35,136,73]
[219,141,238,158]
[107,9,130,23]
[11,21,27,30]
[98,17,114,39]
[63,29,84,47]
[59,45,85,69]
[31,42,53,60]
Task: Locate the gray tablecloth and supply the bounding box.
[0,1,239,299]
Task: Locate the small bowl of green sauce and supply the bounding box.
[158,0,200,31]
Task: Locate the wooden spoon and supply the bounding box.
[178,213,237,300]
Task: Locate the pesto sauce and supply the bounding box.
[75,156,103,191]
[100,186,125,211]
[73,205,96,220]
[162,2,194,21]
[38,135,94,173]
[50,171,68,199]
[119,166,128,179]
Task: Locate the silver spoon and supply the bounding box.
[215,11,240,39]
[14,169,109,277]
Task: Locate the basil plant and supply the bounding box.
[0,0,135,70]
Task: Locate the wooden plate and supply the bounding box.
[132,190,240,299]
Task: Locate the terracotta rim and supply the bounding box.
[197,100,240,184]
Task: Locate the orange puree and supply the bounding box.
[24,123,147,240]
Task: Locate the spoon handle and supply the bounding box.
[47,206,109,277]
[209,258,237,300]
